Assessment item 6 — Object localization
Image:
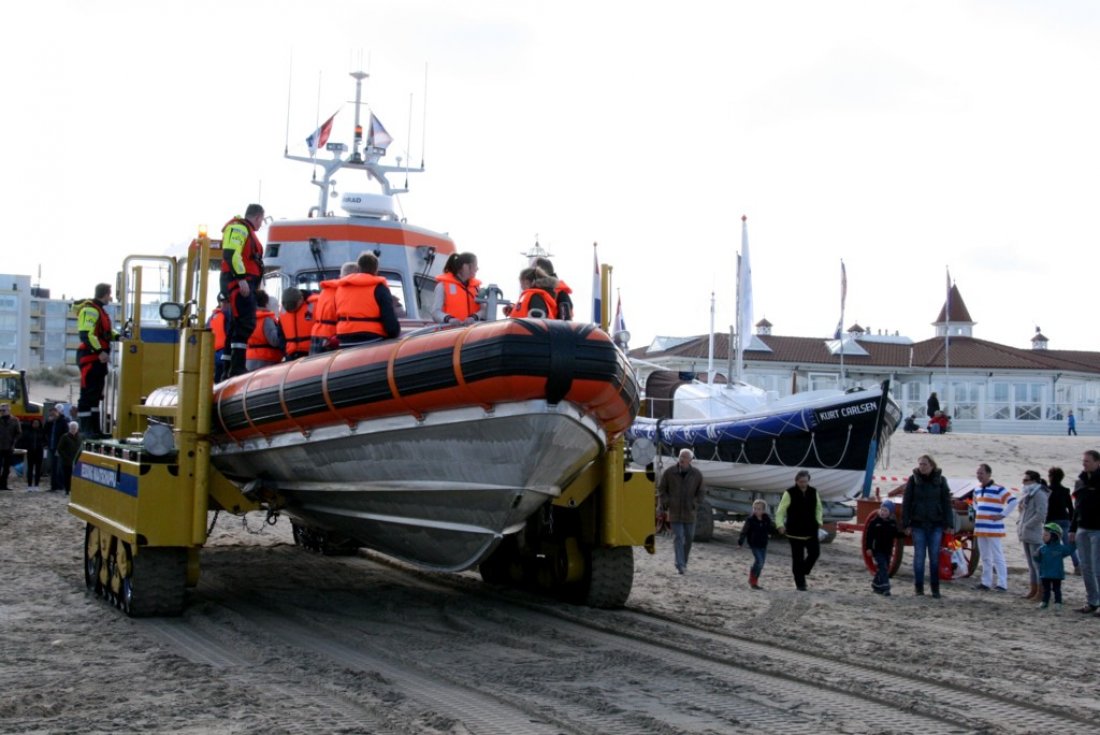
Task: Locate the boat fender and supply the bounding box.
[543,321,577,404]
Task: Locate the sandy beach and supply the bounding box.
[2,427,1099,734]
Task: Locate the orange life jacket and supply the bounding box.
[437,272,481,321]
[510,288,558,319]
[209,308,228,352]
[311,279,343,342]
[282,302,312,358]
[335,273,388,339]
[246,309,283,364]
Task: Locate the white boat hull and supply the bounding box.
[211,400,607,571]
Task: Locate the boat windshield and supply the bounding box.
[290,269,414,319]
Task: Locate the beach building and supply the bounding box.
[0,273,119,371]
[630,285,1100,436]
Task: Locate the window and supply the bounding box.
[1014,382,1042,420]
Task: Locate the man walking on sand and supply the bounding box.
[658,448,707,575]
[1070,450,1100,614]
[973,463,1017,592]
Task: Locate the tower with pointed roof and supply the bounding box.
[933,283,975,338]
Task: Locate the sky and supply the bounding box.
[3,0,1098,352]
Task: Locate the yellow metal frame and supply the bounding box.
[69,235,262,577]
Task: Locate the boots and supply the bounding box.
[1023,582,1040,601]
[228,347,247,378]
[749,572,761,590]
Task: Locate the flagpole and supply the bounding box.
[944,267,951,402]
[735,254,743,383]
[708,291,716,385]
[735,215,752,384]
[838,260,846,389]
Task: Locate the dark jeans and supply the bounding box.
[911,525,944,592]
[872,551,892,593]
[26,452,43,486]
[0,449,12,488]
[61,462,74,493]
[788,536,820,589]
[1041,578,1063,604]
[750,547,767,578]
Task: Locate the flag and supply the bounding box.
[945,267,952,323]
[613,295,627,335]
[306,112,337,156]
[368,113,393,150]
[737,216,753,351]
[592,246,602,324]
[835,260,847,339]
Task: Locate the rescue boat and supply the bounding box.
[149,319,638,571]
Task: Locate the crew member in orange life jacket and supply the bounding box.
[533,257,573,321]
[432,252,485,324]
[311,261,359,354]
[207,293,230,382]
[219,203,265,378]
[280,286,312,360]
[509,266,559,319]
[245,290,285,371]
[335,252,401,347]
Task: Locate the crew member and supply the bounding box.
[534,257,573,321]
[432,252,484,324]
[245,290,285,371]
[509,266,558,319]
[208,293,230,382]
[75,283,120,437]
[311,262,359,353]
[335,252,401,347]
[281,287,312,360]
[220,203,265,377]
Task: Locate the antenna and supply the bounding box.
[421,63,428,168]
[283,52,293,155]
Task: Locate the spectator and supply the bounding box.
[927,391,940,418]
[57,421,82,494]
[1016,470,1050,601]
[657,449,707,575]
[775,470,823,591]
[928,411,950,435]
[973,463,1017,592]
[865,499,902,596]
[1070,450,1100,614]
[1046,466,1079,574]
[901,455,952,598]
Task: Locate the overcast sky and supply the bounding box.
[3,1,1097,351]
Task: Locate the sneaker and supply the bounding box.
[1076,604,1098,614]
[882,590,891,597]
[1054,603,1063,612]
[974,583,991,591]
[796,584,807,591]
[751,584,762,590]
[914,588,925,596]
[1038,601,1049,610]
[994,586,1008,593]
[932,591,942,599]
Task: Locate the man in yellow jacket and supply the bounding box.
[75,283,120,438]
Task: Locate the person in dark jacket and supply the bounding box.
[0,403,22,490]
[17,418,46,490]
[926,392,940,418]
[657,448,707,575]
[776,470,823,591]
[1070,450,1100,614]
[1046,466,1079,574]
[45,406,67,491]
[901,454,953,598]
[56,421,82,494]
[865,499,902,596]
[738,499,776,590]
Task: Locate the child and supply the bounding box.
[864,500,901,596]
[738,499,776,590]
[1033,522,1076,610]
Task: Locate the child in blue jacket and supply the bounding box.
[1034,522,1076,610]
[738,499,776,590]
